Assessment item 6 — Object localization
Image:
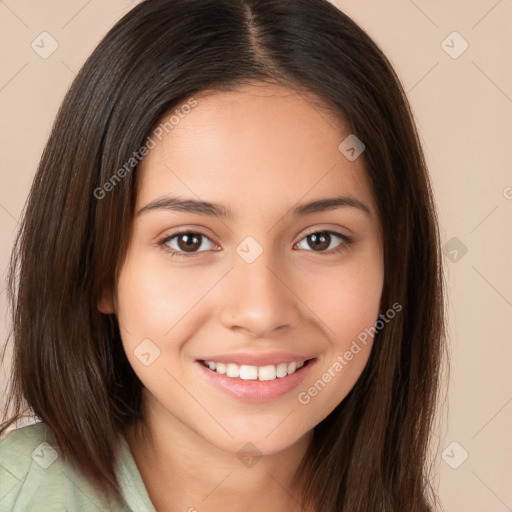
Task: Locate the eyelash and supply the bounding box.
[157,229,353,259]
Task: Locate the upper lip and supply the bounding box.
[197,351,315,367]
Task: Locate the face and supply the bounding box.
[100,83,384,455]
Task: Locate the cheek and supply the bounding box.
[321,268,383,340]
[114,255,210,406]
[114,251,229,393]
[294,248,383,413]
[298,243,384,343]
[115,251,215,342]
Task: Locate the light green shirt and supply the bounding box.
[0,421,157,511]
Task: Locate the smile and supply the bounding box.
[200,359,307,381]
[194,358,316,402]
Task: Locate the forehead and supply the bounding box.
[136,83,377,219]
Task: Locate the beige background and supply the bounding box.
[0,1,510,510]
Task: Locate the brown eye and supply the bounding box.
[162,232,216,254]
[176,233,202,252]
[296,230,348,253]
[306,232,330,251]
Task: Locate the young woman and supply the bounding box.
[0,0,446,511]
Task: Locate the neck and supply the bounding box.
[125,399,313,512]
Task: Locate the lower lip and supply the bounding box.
[193,360,316,402]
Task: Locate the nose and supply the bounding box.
[219,252,301,338]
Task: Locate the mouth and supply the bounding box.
[199,358,313,381]
[194,357,316,402]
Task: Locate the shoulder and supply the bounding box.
[0,421,124,511]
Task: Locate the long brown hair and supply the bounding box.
[1,0,446,510]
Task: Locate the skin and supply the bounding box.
[99,82,384,512]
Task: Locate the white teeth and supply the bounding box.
[258,365,277,381]
[202,359,308,381]
[226,363,239,378]
[276,363,288,378]
[239,365,258,380]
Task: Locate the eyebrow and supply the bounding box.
[137,194,371,218]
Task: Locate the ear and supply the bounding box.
[97,288,115,314]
